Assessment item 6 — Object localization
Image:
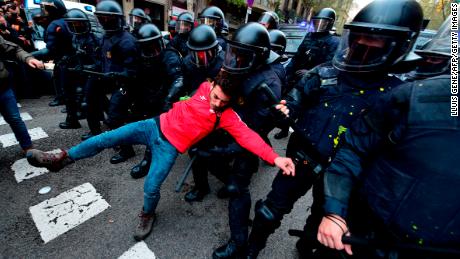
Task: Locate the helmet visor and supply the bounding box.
[258,13,277,29]
[140,38,164,58]
[333,29,398,72]
[223,44,257,73]
[65,20,90,35]
[129,15,143,29]
[199,17,219,28]
[191,48,217,68]
[176,20,192,34]
[415,52,451,76]
[96,14,121,32]
[312,18,331,32]
[40,3,54,17]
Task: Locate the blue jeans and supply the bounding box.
[0,88,32,149]
[68,118,179,213]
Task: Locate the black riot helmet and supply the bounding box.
[332,0,424,73]
[187,24,219,68]
[199,6,225,33]
[312,8,335,32]
[95,0,124,33]
[258,11,279,30]
[40,0,67,19]
[129,8,148,31]
[413,15,452,77]
[137,23,165,58]
[168,19,176,30]
[176,12,194,34]
[224,22,278,74]
[64,8,91,35]
[269,29,286,55]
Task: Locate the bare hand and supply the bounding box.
[27,58,44,70]
[275,100,289,117]
[274,157,295,176]
[295,69,308,78]
[317,215,353,255]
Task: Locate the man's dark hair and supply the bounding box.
[213,69,241,98]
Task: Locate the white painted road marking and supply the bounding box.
[0,112,32,126]
[0,127,48,147]
[29,182,110,243]
[12,149,61,183]
[119,241,156,259]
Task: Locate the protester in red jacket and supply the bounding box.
[26,72,295,241]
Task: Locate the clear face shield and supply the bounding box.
[333,29,399,72]
[96,14,122,32]
[65,19,90,35]
[223,44,257,73]
[40,3,54,17]
[199,17,219,29]
[191,47,217,68]
[414,16,453,76]
[129,15,143,30]
[176,20,192,34]
[140,38,164,58]
[312,18,331,32]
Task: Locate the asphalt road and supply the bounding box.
[0,96,313,259]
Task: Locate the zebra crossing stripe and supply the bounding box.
[119,241,156,259]
[0,127,48,147]
[0,112,33,126]
[29,182,110,243]
[11,149,61,183]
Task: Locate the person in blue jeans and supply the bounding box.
[0,35,44,151]
[26,76,296,241]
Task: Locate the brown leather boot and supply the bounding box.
[26,149,74,172]
[133,210,156,241]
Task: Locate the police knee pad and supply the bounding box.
[254,200,281,229]
[226,182,240,198]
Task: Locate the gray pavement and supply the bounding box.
[0,96,312,258]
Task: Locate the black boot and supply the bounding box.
[110,145,135,164]
[212,239,246,259]
[59,115,81,129]
[49,98,64,107]
[130,149,152,179]
[274,128,289,139]
[184,187,210,202]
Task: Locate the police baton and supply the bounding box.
[288,229,460,256]
[175,155,197,193]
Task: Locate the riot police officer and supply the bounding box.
[128,8,149,37]
[180,24,230,202]
[164,19,176,43]
[268,29,286,56]
[284,7,339,82]
[258,11,279,30]
[317,77,458,258]
[274,7,340,139]
[129,23,184,179]
[88,0,137,163]
[245,0,424,258]
[58,8,101,129]
[168,12,194,57]
[32,0,72,107]
[401,16,452,82]
[199,6,227,49]
[212,22,286,259]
